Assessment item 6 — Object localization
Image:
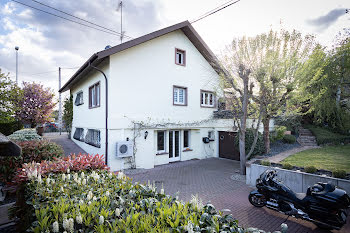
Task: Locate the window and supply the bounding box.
[200,90,215,107]
[85,129,101,148]
[157,131,166,152]
[74,91,84,106]
[175,48,186,66]
[173,86,187,106]
[89,82,100,108]
[73,128,84,141]
[183,130,190,148]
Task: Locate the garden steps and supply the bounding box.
[298,128,318,146]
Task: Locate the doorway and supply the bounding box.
[218,131,240,160]
[169,130,180,162]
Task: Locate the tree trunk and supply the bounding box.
[263,117,270,154]
[239,128,246,175]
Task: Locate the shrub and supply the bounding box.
[235,128,265,157]
[282,134,296,144]
[0,120,23,136]
[11,169,242,233]
[260,160,271,166]
[8,128,41,141]
[282,163,293,170]
[332,169,347,179]
[304,125,350,145]
[270,126,287,143]
[0,140,64,184]
[275,114,302,134]
[304,166,317,174]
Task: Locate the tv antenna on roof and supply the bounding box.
[116,0,125,44]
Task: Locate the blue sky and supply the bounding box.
[0,0,349,99]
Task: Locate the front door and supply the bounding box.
[169,130,180,162]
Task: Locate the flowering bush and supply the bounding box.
[13,153,108,184]
[12,170,238,233]
[0,140,63,184]
[8,128,41,141]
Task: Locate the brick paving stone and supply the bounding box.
[128,158,350,233]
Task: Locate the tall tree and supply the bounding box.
[252,29,315,153]
[0,69,23,123]
[15,82,56,127]
[220,37,263,175]
[63,95,73,137]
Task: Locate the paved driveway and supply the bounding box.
[127,158,350,233]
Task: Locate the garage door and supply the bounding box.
[219,131,240,161]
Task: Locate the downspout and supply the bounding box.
[89,62,108,165]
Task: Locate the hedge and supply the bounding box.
[0,120,23,136]
[235,128,265,157]
[304,125,350,145]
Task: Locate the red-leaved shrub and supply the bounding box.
[13,153,108,185]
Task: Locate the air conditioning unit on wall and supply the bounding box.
[116,141,133,158]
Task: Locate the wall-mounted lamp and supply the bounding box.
[144,131,148,140]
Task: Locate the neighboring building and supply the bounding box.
[59,21,269,171]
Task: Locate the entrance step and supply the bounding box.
[298,128,318,146]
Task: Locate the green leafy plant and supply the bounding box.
[271,126,287,142]
[275,114,302,134]
[282,134,296,144]
[304,166,317,174]
[282,163,293,170]
[332,169,347,179]
[304,125,350,145]
[260,160,271,166]
[235,128,265,157]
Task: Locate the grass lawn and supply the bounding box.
[282,144,350,172]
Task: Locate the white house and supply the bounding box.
[59,21,266,171]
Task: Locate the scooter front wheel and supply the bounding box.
[249,192,266,207]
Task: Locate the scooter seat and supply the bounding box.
[295,193,307,201]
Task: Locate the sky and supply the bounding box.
[0,0,349,103]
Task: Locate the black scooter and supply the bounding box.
[249,170,350,230]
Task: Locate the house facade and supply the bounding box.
[60,21,269,171]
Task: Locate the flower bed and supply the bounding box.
[10,154,288,233]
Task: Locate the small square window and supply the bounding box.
[173,86,187,106]
[175,48,186,66]
[73,128,84,141]
[201,90,215,108]
[74,91,84,106]
[157,131,166,152]
[85,129,101,148]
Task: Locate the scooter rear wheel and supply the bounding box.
[249,193,266,207]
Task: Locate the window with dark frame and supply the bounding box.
[175,48,186,66]
[85,129,101,148]
[73,128,84,141]
[200,90,215,107]
[89,82,100,108]
[173,86,187,106]
[183,130,190,148]
[74,91,84,106]
[157,131,166,152]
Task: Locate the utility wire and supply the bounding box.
[11,0,130,38]
[21,67,79,76]
[29,0,132,39]
[191,0,241,24]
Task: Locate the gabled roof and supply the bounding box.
[59,20,222,93]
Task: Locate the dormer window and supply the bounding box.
[175,48,186,66]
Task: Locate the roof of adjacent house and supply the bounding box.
[59,20,222,93]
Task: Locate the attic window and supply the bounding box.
[85,129,101,148]
[175,48,186,66]
[73,128,84,141]
[75,91,83,106]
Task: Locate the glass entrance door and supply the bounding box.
[169,130,180,162]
